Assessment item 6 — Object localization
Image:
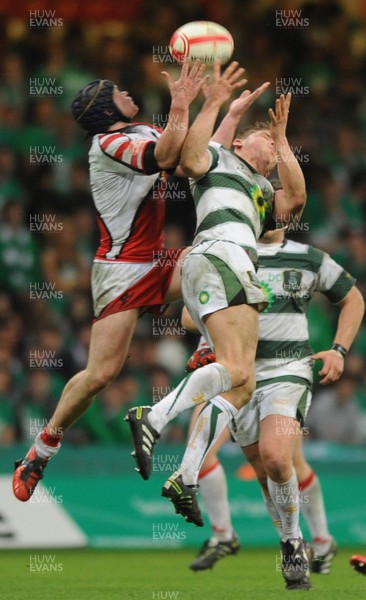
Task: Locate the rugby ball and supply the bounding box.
[169,21,234,65]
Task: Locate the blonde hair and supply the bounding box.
[236,121,270,140]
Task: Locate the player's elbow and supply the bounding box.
[290,191,307,214]
[351,286,365,317]
[153,144,180,170]
[180,158,205,179]
[155,157,179,170]
[180,164,198,178]
[274,189,306,223]
[340,286,365,324]
[145,143,179,172]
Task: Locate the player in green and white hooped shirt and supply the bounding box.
[127,62,306,528]
[186,226,364,583]
[236,226,364,586]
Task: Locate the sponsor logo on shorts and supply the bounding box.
[199,291,210,304]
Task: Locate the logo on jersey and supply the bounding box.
[251,184,271,222]
[283,269,302,292]
[260,281,275,312]
[199,291,210,304]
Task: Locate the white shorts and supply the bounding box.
[91,248,183,320]
[230,377,312,447]
[92,261,151,318]
[181,240,267,346]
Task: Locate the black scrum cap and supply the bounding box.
[71,79,131,135]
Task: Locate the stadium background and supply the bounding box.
[0,0,366,554]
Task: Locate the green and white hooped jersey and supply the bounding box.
[190,142,274,265]
[255,239,355,384]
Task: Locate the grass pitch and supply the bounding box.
[1,547,365,600]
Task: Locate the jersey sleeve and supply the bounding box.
[98,131,161,175]
[313,248,356,303]
[206,141,221,172]
[188,141,221,188]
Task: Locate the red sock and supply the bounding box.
[298,470,315,492]
[198,461,220,480]
[40,428,63,447]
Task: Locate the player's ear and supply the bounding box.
[232,138,243,150]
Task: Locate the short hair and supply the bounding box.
[236,121,271,140]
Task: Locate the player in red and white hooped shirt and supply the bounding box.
[12,60,210,502]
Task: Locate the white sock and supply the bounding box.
[179,395,237,486]
[199,461,234,542]
[262,490,282,537]
[267,471,302,542]
[34,432,61,460]
[299,471,331,541]
[148,363,231,433]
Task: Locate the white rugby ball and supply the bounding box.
[169,21,234,65]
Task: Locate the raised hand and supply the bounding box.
[203,60,248,108]
[268,92,291,141]
[162,59,210,109]
[228,82,271,120]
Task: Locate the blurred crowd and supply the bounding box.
[0,0,365,447]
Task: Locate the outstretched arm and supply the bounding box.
[270,94,307,224]
[180,61,247,178]
[173,81,270,177]
[154,59,209,169]
[312,286,365,384]
[211,82,270,147]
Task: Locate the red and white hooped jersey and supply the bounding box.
[89,123,167,263]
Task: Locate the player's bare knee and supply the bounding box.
[219,360,253,389]
[261,452,291,482]
[84,368,118,396]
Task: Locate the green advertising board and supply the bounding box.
[2,442,366,548]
